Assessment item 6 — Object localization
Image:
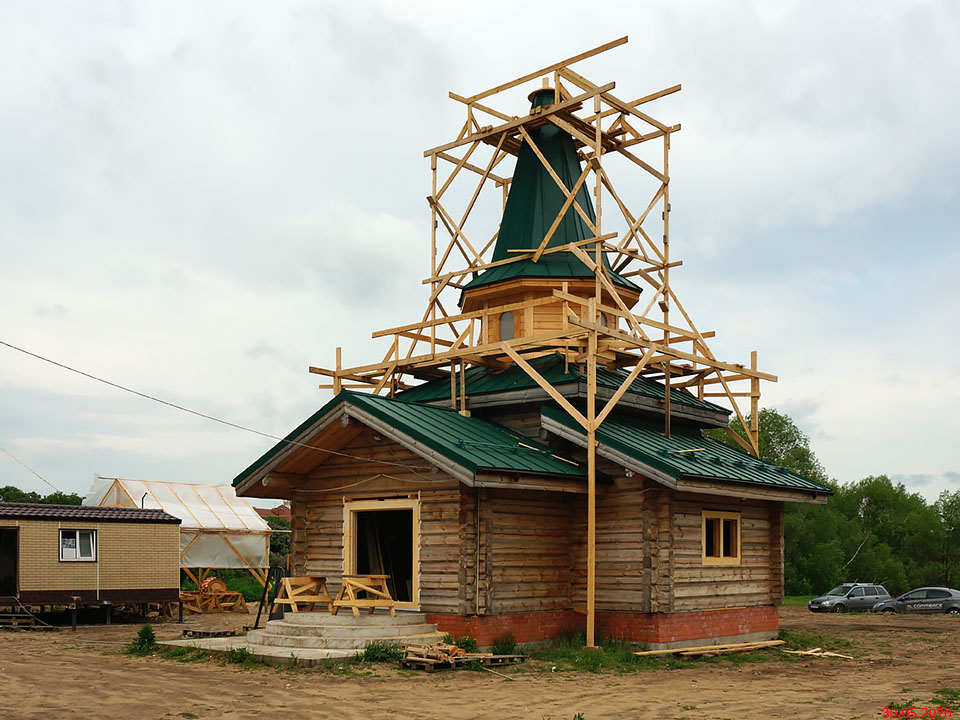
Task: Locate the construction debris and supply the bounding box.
[399,641,527,673]
[782,647,854,660]
[634,639,784,657]
[182,628,241,639]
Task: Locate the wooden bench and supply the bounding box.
[331,574,396,617]
[272,576,333,613]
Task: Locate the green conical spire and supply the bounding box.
[463,88,639,293]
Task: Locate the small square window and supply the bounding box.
[702,511,740,566]
[60,529,96,562]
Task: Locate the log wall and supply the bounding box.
[672,493,775,611]
[288,427,461,613]
[285,426,785,618]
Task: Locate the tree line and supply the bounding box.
[0,485,83,505]
[709,409,960,596]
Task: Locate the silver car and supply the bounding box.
[808,583,891,613]
[870,587,960,615]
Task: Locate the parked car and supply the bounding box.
[870,587,960,615]
[808,583,891,613]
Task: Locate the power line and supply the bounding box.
[0,338,427,474]
[0,445,62,494]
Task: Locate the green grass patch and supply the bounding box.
[778,629,855,651]
[532,631,647,673]
[491,634,518,655]
[782,595,814,606]
[160,646,210,663]
[931,688,960,710]
[359,641,403,663]
[224,646,260,668]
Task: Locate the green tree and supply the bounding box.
[264,514,291,567]
[935,489,960,588]
[0,485,42,503]
[704,407,830,485]
[41,491,83,505]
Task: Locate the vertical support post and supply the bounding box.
[750,350,760,451]
[459,358,467,415]
[662,132,671,438]
[586,299,598,649]
[333,347,342,395]
[430,153,438,356]
[450,362,457,410]
[593,95,602,309]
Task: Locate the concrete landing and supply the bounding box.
[159,636,356,667]
[159,609,443,667]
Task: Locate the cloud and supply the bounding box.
[1,0,959,502]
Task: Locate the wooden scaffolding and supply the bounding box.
[309,36,775,647]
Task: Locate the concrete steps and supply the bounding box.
[246,610,443,651]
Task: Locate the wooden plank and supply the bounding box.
[635,640,783,657]
[424,83,615,158]
[459,37,627,104]
[500,342,588,429]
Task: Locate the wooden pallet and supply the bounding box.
[400,657,451,672]
[0,613,36,629]
[182,628,240,639]
[473,654,528,667]
[400,641,528,672]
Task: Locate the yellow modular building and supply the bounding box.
[0,502,181,606]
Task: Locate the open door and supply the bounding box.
[344,499,419,608]
[0,528,17,597]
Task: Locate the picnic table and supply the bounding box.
[179,577,248,614]
[331,574,397,617]
[271,576,334,613]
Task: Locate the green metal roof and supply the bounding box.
[395,353,728,416]
[233,390,586,488]
[463,89,639,294]
[541,405,833,494]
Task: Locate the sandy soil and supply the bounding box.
[1,604,958,719]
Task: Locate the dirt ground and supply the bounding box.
[1,604,958,720]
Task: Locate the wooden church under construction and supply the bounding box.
[234,38,831,650]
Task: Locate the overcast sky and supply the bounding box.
[1,1,957,504]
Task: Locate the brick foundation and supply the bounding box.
[426,606,779,648]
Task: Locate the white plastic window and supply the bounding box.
[60,529,97,562]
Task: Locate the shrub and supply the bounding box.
[492,634,517,655]
[453,634,479,653]
[126,624,157,656]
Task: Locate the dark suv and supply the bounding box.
[808,583,891,613]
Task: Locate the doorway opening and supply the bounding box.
[0,528,17,597]
[344,499,419,608]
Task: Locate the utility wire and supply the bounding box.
[0,445,62,494]
[0,338,427,474]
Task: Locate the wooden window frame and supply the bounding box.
[701,510,740,567]
[342,498,420,609]
[59,528,97,562]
